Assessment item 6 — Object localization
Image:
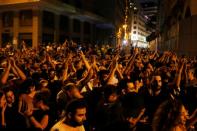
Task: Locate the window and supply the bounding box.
[18,33,32,47]
[60,15,69,32]
[60,35,69,43]
[43,11,54,29]
[133,26,136,29]
[2,33,12,47]
[19,10,32,26]
[72,37,80,43]
[134,15,137,20]
[2,11,13,27]
[42,33,54,44]
[134,21,137,24]
[133,31,136,34]
[73,19,81,33]
[84,22,90,34]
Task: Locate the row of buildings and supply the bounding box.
[0,0,115,48]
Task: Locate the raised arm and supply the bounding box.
[10,57,26,81]
[123,48,138,75]
[46,54,56,69]
[1,59,11,84]
[62,60,69,82]
[174,59,185,88]
[79,51,91,70]
[76,66,94,91]
[116,64,124,80]
[106,60,118,85]
[92,55,99,72]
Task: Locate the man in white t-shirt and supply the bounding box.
[51,99,87,131]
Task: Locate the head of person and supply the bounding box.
[76,68,86,80]
[188,68,196,81]
[63,83,83,99]
[49,69,56,80]
[21,78,36,94]
[75,60,83,70]
[133,77,143,90]
[41,64,48,72]
[65,99,87,127]
[4,88,15,105]
[98,69,109,83]
[126,82,135,93]
[104,85,119,103]
[152,100,189,131]
[0,90,6,108]
[33,63,41,72]
[135,59,144,70]
[151,74,162,92]
[39,79,49,90]
[33,90,50,109]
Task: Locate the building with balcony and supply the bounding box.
[0,0,114,48]
[129,6,151,48]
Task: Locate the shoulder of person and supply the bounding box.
[170,125,186,131]
[77,125,85,131]
[50,118,66,131]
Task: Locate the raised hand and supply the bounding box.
[79,50,84,57]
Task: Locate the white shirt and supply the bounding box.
[50,118,85,131]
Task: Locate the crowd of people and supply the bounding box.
[0,40,196,131]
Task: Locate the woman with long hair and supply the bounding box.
[152,100,189,131]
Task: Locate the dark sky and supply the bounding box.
[93,0,115,21]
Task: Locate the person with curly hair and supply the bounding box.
[152,100,189,131]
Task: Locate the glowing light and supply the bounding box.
[123,39,128,45]
[122,24,127,29]
[130,2,134,6]
[116,27,122,38]
[145,15,149,19]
